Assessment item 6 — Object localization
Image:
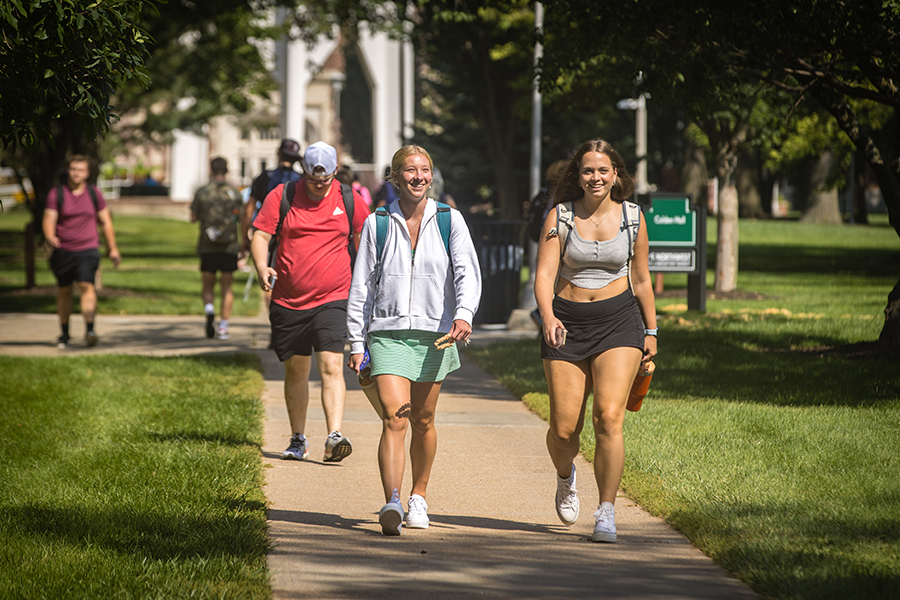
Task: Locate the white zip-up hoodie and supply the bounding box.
[347,198,482,355]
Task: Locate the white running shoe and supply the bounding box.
[216,325,229,340]
[406,494,429,529]
[379,489,403,536]
[592,502,617,543]
[555,465,579,525]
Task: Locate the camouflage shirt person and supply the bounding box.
[190,181,243,255]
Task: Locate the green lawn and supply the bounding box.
[0,353,269,599]
[467,214,900,600]
[0,207,263,315]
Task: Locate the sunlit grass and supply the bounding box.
[0,353,269,599]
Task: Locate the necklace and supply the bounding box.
[586,206,614,228]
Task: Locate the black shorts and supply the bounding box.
[49,248,101,287]
[269,299,348,361]
[541,290,645,361]
[200,252,238,273]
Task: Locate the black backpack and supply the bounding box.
[267,180,356,270]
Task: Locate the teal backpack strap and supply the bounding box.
[436,202,451,256]
[374,206,389,283]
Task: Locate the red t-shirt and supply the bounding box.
[253,180,368,311]
[45,185,107,252]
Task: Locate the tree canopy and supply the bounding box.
[0,0,151,149]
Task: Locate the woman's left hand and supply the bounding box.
[643,335,658,365]
[448,319,472,345]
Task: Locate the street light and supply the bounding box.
[616,93,650,195]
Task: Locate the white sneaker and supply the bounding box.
[406,494,429,529]
[379,489,403,536]
[216,325,229,340]
[555,465,579,525]
[592,502,617,543]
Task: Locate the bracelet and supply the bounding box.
[644,328,658,336]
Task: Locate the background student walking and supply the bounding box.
[347,145,482,536]
[534,139,657,543]
[42,155,121,348]
[190,157,244,340]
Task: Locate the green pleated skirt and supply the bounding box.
[368,330,461,382]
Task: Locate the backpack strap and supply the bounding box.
[550,201,574,291]
[622,200,642,294]
[268,181,294,269]
[622,201,641,258]
[55,184,100,217]
[341,183,356,266]
[374,207,390,284]
[436,202,452,256]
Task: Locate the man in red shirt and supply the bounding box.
[250,141,368,463]
[42,155,121,348]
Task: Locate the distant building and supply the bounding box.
[112,23,413,202]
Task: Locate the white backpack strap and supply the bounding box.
[551,201,575,292]
[622,201,642,295]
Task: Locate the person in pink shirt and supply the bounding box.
[42,155,121,348]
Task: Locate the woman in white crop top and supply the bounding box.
[534,139,657,543]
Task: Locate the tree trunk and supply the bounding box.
[715,178,739,292]
[680,135,708,205]
[737,146,766,218]
[708,121,746,293]
[799,149,842,224]
[880,278,900,347]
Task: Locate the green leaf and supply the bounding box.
[43,69,54,79]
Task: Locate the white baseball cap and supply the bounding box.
[302,141,338,175]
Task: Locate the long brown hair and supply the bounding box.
[552,139,635,206]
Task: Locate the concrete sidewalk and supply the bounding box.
[0,313,756,599]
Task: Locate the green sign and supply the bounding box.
[645,197,696,246]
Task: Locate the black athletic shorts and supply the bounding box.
[49,248,101,287]
[541,290,645,361]
[200,252,238,273]
[269,299,348,361]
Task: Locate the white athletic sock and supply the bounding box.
[204,303,215,315]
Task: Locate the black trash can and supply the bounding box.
[468,220,526,325]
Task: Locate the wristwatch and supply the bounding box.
[644,328,658,336]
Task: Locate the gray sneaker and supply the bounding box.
[85,331,99,347]
[592,503,617,543]
[282,433,309,460]
[406,494,429,529]
[555,465,579,525]
[323,430,352,462]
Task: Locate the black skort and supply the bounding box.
[541,290,645,362]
